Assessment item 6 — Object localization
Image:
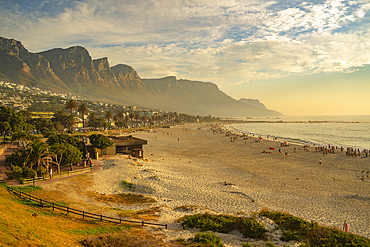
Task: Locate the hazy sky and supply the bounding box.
[1,0,369,116]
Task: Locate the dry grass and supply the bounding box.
[0,184,130,246]
[113,206,161,221]
[93,192,156,205]
[173,205,210,211]
[0,184,187,247]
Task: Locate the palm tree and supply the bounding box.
[134,112,140,124]
[105,110,113,124]
[141,115,147,126]
[125,114,129,126]
[117,110,124,122]
[65,99,78,115]
[78,103,88,128]
[129,112,134,125]
[64,115,75,131]
[89,112,97,120]
[28,140,55,172]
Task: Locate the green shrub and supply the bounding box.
[5,166,24,180]
[182,214,235,233]
[22,167,37,178]
[280,230,300,241]
[12,166,23,178]
[182,214,267,239]
[259,209,370,247]
[243,243,257,247]
[191,232,223,247]
[36,169,47,177]
[264,241,277,247]
[121,180,135,189]
[238,217,267,239]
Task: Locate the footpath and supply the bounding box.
[0,145,103,187]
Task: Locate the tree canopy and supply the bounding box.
[89,134,113,150]
[0,106,33,133]
[46,133,84,152]
[65,99,78,115]
[50,143,82,173]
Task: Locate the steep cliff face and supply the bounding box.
[0,37,65,88]
[111,64,145,91]
[238,98,268,110]
[37,46,104,92]
[93,57,120,87]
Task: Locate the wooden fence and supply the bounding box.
[22,167,92,184]
[10,188,167,229]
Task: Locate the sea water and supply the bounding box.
[229,115,370,150]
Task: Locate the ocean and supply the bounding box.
[229,115,370,150]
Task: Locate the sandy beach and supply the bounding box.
[41,123,370,246]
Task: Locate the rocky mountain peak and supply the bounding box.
[111,64,144,91]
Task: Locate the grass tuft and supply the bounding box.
[94,192,156,204]
[69,225,131,235]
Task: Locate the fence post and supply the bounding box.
[33,177,35,187]
[100,214,103,221]
[40,198,43,206]
[165,224,168,229]
[83,211,85,219]
[142,221,144,226]
[120,218,121,224]
[52,202,54,211]
[67,206,69,214]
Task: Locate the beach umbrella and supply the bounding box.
[269,147,275,150]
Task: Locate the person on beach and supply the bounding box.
[343,220,348,232]
[361,171,365,181]
[319,158,322,165]
[49,167,53,179]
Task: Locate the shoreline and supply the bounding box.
[228,121,370,151]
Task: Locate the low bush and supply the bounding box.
[237,217,267,239]
[191,232,223,247]
[182,214,267,239]
[259,209,370,247]
[182,214,235,233]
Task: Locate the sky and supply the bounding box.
[1,0,370,116]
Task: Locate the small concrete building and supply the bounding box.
[88,135,147,159]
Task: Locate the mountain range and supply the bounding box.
[0,37,282,117]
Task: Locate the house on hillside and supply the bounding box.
[87,135,147,159]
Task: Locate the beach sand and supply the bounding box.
[41,123,370,246]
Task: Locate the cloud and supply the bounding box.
[0,0,369,88]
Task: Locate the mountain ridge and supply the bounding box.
[0,37,283,117]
